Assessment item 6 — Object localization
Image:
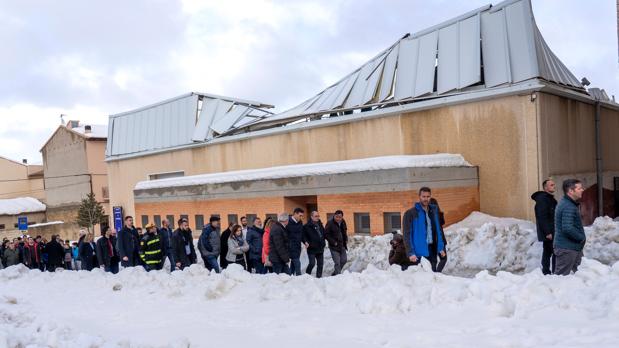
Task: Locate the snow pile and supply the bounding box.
[28,221,64,228]
[70,124,108,138]
[585,216,619,264]
[1,261,619,347]
[0,197,46,215]
[135,154,471,190]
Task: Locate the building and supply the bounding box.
[106,0,619,234]
[0,197,47,239]
[40,121,109,239]
[0,156,45,202]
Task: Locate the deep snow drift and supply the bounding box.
[1,212,619,347]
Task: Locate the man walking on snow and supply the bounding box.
[554,179,586,276]
[402,187,447,272]
[532,179,558,275]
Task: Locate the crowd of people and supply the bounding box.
[0,180,587,277]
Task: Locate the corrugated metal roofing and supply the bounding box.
[106,93,273,157]
[238,0,584,132]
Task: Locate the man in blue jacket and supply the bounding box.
[198,216,221,273]
[554,179,586,276]
[402,187,447,272]
[286,208,305,276]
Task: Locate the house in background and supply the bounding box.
[0,197,47,239]
[40,120,109,240]
[0,156,45,202]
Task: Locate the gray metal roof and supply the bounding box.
[231,0,584,132]
[106,92,273,157]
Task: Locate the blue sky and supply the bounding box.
[0,0,617,163]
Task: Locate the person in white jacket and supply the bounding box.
[226,225,249,269]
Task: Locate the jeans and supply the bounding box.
[74,260,81,271]
[289,257,301,276]
[412,246,447,273]
[306,252,324,278]
[64,261,72,270]
[251,259,266,274]
[554,248,583,276]
[541,239,555,275]
[166,251,176,272]
[272,261,291,275]
[203,256,221,273]
[330,249,347,275]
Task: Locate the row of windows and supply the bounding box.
[139,212,403,234]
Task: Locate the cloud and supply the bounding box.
[0,0,616,164]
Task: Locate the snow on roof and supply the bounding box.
[135,154,472,191]
[0,197,46,215]
[71,124,108,138]
[28,221,64,228]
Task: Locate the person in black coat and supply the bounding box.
[96,226,114,272]
[159,219,175,271]
[269,213,291,275]
[172,218,196,270]
[79,233,97,271]
[46,235,65,271]
[117,216,139,267]
[325,210,348,275]
[531,179,558,275]
[219,222,234,269]
[302,211,326,278]
[286,208,305,276]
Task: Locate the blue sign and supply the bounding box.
[113,206,123,232]
[18,216,28,231]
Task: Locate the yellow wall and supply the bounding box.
[0,157,45,201]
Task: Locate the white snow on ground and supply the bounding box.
[0,197,46,215]
[135,154,472,190]
[2,212,619,347]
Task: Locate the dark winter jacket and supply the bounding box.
[4,248,20,267]
[79,242,97,270]
[302,220,326,254]
[402,203,445,257]
[246,226,264,261]
[96,236,114,268]
[159,227,174,254]
[286,217,304,259]
[172,228,196,268]
[117,226,139,263]
[46,239,65,268]
[554,196,586,251]
[139,232,164,270]
[220,228,231,267]
[388,235,410,268]
[198,224,221,259]
[325,218,348,253]
[531,191,558,242]
[269,222,290,264]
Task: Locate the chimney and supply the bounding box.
[22,159,27,164]
[84,125,92,133]
[67,120,79,129]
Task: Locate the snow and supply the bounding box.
[28,221,64,228]
[70,124,107,138]
[135,154,472,190]
[0,197,46,215]
[2,212,619,347]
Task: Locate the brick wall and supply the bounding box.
[134,185,479,236]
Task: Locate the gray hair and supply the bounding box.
[277,212,289,222]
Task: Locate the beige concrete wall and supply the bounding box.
[0,157,45,201]
[0,212,47,239]
[108,94,539,220]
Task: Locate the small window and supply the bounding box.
[0,224,5,230]
[102,186,109,200]
[354,213,371,234]
[153,215,162,228]
[265,214,277,222]
[166,215,175,229]
[228,214,238,225]
[141,215,149,228]
[246,214,257,227]
[148,171,185,181]
[195,215,205,230]
[14,223,18,228]
[383,212,402,234]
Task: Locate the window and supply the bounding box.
[154,215,162,228]
[246,214,257,227]
[0,224,5,230]
[195,215,205,230]
[354,213,371,234]
[102,186,109,200]
[227,214,238,225]
[383,212,402,234]
[148,171,184,181]
[141,215,149,228]
[265,213,277,223]
[166,215,175,229]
